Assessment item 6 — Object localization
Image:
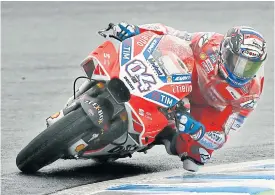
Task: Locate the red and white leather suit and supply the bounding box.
[137,23,264,165]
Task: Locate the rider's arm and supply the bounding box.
[176,86,263,168]
[138,23,210,51]
[224,98,260,134]
[224,74,264,134]
[138,23,199,42]
[223,109,252,139]
[138,23,183,36]
[114,22,204,44]
[196,93,263,160]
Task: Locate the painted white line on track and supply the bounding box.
[52,159,275,195]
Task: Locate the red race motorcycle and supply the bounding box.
[16,23,195,173]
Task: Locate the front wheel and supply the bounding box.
[16,108,94,173]
[93,156,118,164]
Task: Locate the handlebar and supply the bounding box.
[98,23,122,42]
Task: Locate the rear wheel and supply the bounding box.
[16,108,94,173]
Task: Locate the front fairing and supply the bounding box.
[119,33,195,108]
[119,33,196,146]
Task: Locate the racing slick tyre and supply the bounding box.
[16,107,94,173]
[93,156,118,163]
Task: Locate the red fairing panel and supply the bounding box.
[128,95,169,145]
[82,41,120,79]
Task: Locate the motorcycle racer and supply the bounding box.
[112,22,267,172]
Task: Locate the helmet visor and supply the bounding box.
[222,48,263,79]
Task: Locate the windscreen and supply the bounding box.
[149,35,194,77]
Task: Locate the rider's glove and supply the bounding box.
[176,112,205,141]
[113,22,140,41]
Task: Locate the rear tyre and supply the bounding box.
[16,108,94,173]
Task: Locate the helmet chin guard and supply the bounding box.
[218,62,251,88]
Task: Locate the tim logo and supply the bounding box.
[145,90,178,107]
[126,60,156,92]
[121,38,132,66]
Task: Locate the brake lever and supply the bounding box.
[159,107,175,121]
[159,101,189,123]
[98,23,122,42]
[98,23,112,38]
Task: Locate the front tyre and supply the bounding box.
[93,156,118,164]
[16,108,93,173]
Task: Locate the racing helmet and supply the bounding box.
[218,26,267,88]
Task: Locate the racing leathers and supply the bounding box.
[121,23,264,171]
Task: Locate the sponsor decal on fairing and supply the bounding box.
[103,52,111,66]
[88,133,99,142]
[88,102,104,125]
[172,74,192,83]
[144,90,179,107]
[123,76,135,90]
[46,110,64,126]
[137,33,153,47]
[125,60,156,93]
[172,84,192,93]
[147,56,165,77]
[138,108,144,116]
[138,109,153,120]
[143,37,161,59]
[108,144,139,154]
[120,38,133,66]
[68,139,88,155]
[50,112,60,119]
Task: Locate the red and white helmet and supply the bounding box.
[218,26,267,87]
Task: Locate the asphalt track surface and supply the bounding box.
[1,2,274,195]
